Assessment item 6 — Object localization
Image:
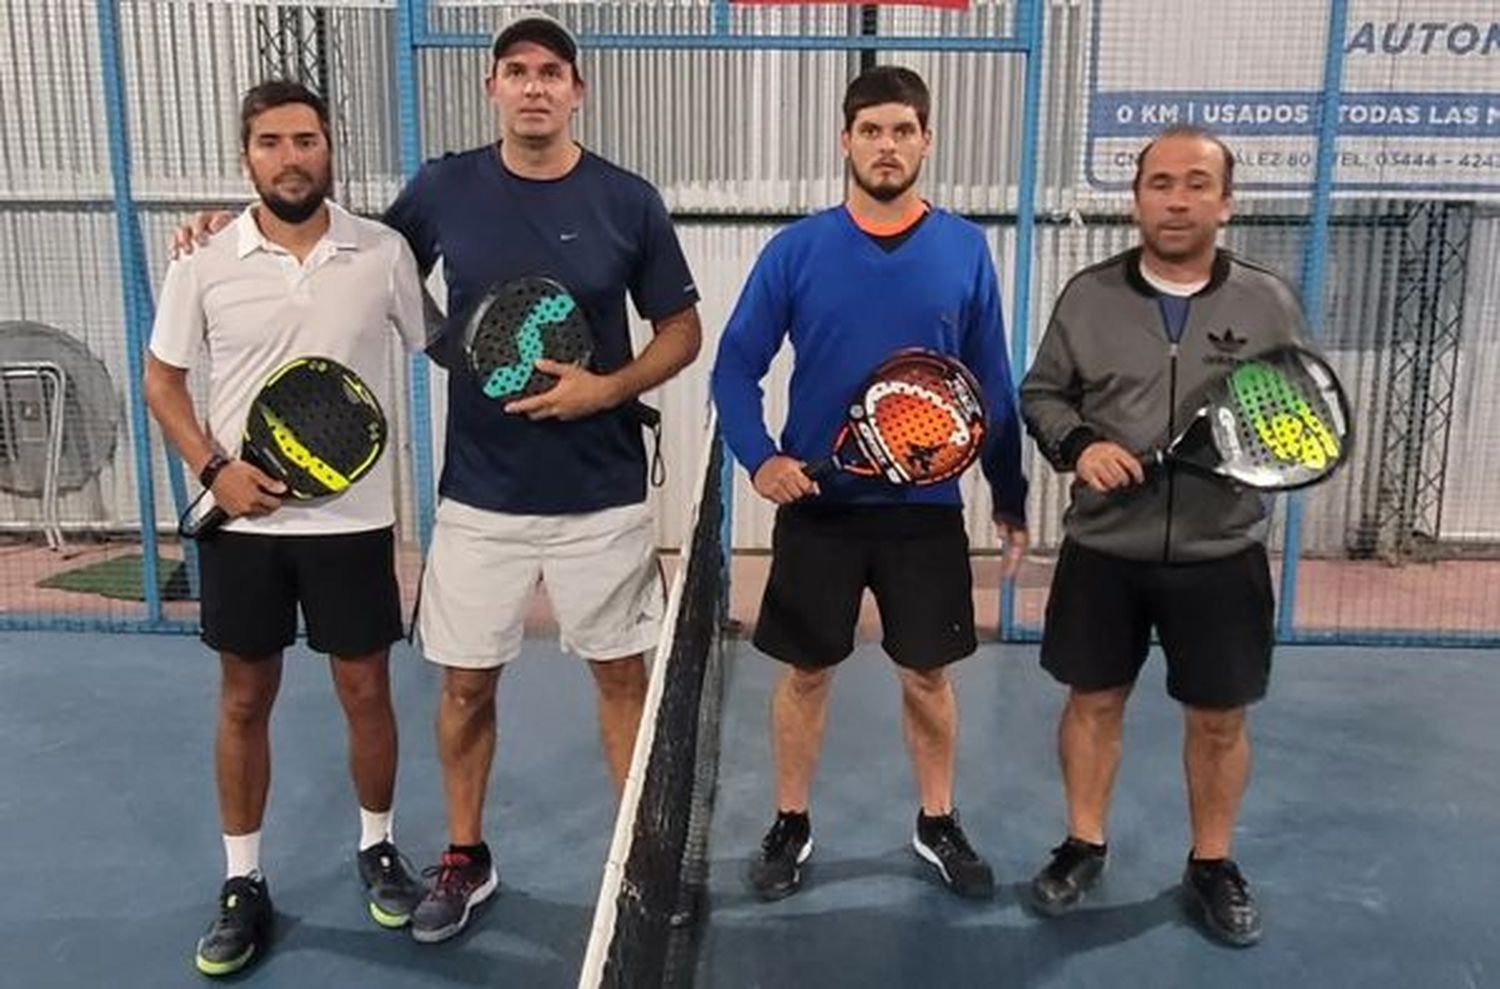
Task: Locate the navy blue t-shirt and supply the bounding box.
[384,146,699,514]
[1157,293,1191,343]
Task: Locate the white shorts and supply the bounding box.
[418,499,664,669]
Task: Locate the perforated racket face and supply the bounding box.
[241,357,387,499]
[849,350,987,485]
[464,276,593,401]
[1203,346,1349,490]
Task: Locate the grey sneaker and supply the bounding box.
[410,849,498,943]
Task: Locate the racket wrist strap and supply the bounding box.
[198,452,230,489]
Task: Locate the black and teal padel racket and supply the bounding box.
[463,275,661,429]
[464,276,593,402]
[1153,345,1351,491]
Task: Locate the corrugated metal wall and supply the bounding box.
[0,0,1493,558]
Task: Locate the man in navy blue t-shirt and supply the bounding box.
[169,10,701,945]
[388,12,702,942]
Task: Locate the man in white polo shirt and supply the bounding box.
[143,80,427,977]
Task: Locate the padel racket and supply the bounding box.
[179,356,387,538]
[804,348,987,486]
[464,275,660,429]
[1151,344,1350,491]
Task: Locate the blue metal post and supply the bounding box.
[397,0,437,552]
[96,0,164,621]
[1001,0,1045,641]
[412,30,1034,52]
[1278,0,1348,639]
[718,432,735,627]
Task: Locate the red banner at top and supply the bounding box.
[732,1,969,8]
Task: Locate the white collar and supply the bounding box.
[234,200,360,258]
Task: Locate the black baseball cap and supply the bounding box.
[491,11,578,65]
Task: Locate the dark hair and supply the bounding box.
[1132,125,1235,198]
[842,65,930,131]
[239,80,330,151]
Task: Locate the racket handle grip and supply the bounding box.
[802,458,834,482]
[179,493,229,540]
[628,400,660,429]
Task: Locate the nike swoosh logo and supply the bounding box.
[559,233,578,242]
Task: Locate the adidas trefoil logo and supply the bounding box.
[1208,327,1247,353]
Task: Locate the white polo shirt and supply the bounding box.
[149,202,426,535]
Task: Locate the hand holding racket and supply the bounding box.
[462,275,661,427]
[803,348,988,486]
[179,356,387,539]
[1149,344,1350,491]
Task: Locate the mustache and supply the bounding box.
[273,167,315,184]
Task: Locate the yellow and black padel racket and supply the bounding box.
[180,356,387,538]
[1153,345,1351,491]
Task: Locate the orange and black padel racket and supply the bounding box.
[804,349,987,486]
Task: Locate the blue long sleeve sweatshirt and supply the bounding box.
[711,206,1027,522]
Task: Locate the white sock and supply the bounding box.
[359,807,393,851]
[224,831,262,880]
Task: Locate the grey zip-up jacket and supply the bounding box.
[1020,247,1308,563]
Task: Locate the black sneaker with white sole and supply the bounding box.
[748,810,812,901]
[912,810,994,900]
[410,848,498,943]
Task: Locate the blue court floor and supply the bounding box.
[0,632,616,989]
[3,632,1498,987]
[698,642,1500,989]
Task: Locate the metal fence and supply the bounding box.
[1,0,1496,646]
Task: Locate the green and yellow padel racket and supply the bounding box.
[179,356,387,538]
[1152,345,1351,491]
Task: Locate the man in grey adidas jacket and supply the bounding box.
[1019,125,1308,948]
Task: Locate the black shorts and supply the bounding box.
[1040,539,1274,709]
[197,527,403,659]
[752,504,975,671]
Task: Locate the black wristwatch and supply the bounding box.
[198,453,230,489]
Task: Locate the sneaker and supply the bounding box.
[357,840,425,929]
[1030,837,1108,915]
[748,811,812,901]
[912,810,994,899]
[194,874,273,977]
[1182,856,1263,947]
[410,849,498,944]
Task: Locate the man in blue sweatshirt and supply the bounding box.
[711,66,1028,902]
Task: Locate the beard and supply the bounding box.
[851,158,922,203]
[254,166,332,224]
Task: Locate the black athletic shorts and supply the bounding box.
[1040,538,1274,709]
[752,504,975,671]
[197,527,403,659]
